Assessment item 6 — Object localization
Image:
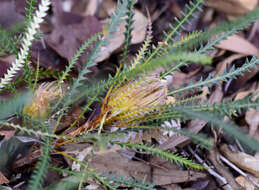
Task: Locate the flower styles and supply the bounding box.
[68,74,168,136]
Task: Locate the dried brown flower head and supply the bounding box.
[23,82,63,118]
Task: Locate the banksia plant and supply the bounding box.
[0,0,51,90]
[2,0,259,189]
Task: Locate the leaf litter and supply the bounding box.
[1,0,259,189]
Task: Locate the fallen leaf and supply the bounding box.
[235,90,254,100]
[30,40,65,70]
[96,9,148,62]
[0,130,15,141]
[46,15,101,67]
[87,147,206,185]
[152,168,206,185]
[0,61,8,78]
[46,1,102,68]
[0,1,24,29]
[89,148,151,181]
[84,0,99,16]
[0,172,9,185]
[206,0,258,15]
[246,109,259,136]
[220,144,259,177]
[162,184,184,190]
[215,34,259,55]
[235,175,259,190]
[151,156,207,185]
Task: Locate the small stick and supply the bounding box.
[219,155,259,188]
[188,146,233,190]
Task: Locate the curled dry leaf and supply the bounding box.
[206,0,258,15]
[220,144,259,177]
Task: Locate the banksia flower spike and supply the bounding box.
[23,82,64,118]
[0,0,51,90]
[68,74,168,136]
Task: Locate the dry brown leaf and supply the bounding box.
[88,148,206,185]
[96,9,148,62]
[206,0,258,15]
[163,184,184,190]
[235,90,253,100]
[0,61,9,78]
[46,15,101,66]
[152,168,206,185]
[89,148,151,181]
[0,1,24,29]
[220,144,259,177]
[215,34,259,55]
[46,1,102,68]
[0,172,9,185]
[167,68,201,90]
[246,109,259,136]
[0,130,15,141]
[236,175,259,190]
[84,0,99,16]
[13,149,41,169]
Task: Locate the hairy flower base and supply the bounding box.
[23,82,63,118]
[68,74,168,136]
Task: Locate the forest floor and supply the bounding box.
[0,0,259,190]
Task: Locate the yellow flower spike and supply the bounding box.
[23,82,64,119]
[68,74,169,134]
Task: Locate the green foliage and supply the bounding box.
[25,0,37,22]
[169,56,259,95]
[143,0,204,64]
[121,0,135,65]
[0,91,33,120]
[164,0,204,43]
[0,121,64,139]
[0,25,23,56]
[27,136,51,190]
